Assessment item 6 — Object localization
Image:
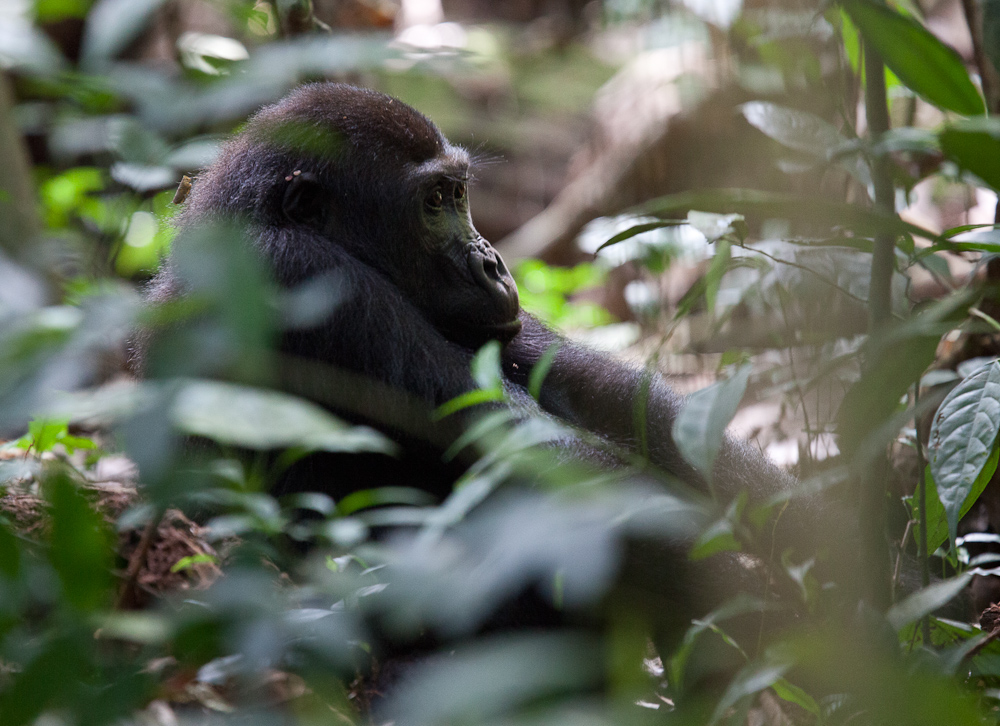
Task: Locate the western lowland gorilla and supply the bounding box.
[145,82,794,497]
[139,83,824,656]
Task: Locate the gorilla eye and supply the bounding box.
[426,187,444,211]
[454,183,466,201]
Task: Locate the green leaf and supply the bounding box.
[842,0,985,115]
[887,572,974,630]
[170,553,217,572]
[687,211,746,243]
[171,380,395,454]
[47,472,113,611]
[741,101,871,187]
[712,659,792,724]
[28,418,69,454]
[837,292,970,457]
[940,119,1000,191]
[690,494,746,561]
[912,465,948,556]
[471,340,503,391]
[928,360,1000,544]
[435,387,504,419]
[742,101,846,154]
[0,634,89,726]
[673,364,753,481]
[771,678,821,717]
[690,517,741,560]
[528,342,561,401]
[918,451,997,555]
[80,0,170,70]
[337,486,435,515]
[704,240,731,315]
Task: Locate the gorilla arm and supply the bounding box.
[500,312,830,557]
[501,313,790,491]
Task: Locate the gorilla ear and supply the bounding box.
[282,171,327,226]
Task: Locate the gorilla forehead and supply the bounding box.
[246,82,446,165]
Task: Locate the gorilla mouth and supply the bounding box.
[483,317,522,343]
[441,316,522,347]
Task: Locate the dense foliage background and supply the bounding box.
[6,0,1000,723]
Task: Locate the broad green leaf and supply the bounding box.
[337,486,435,515]
[673,364,753,481]
[887,572,973,630]
[842,0,985,115]
[691,520,740,560]
[93,612,172,644]
[837,291,971,457]
[712,659,792,724]
[836,335,939,456]
[928,360,1000,544]
[741,101,871,186]
[912,465,947,555]
[742,101,846,154]
[47,473,113,611]
[28,418,69,454]
[0,22,67,74]
[381,633,603,725]
[687,211,746,243]
[917,451,996,555]
[471,340,503,391]
[171,380,395,454]
[871,126,939,156]
[0,634,89,726]
[80,0,170,70]
[940,119,1000,191]
[690,495,746,560]
[772,678,821,716]
[916,252,952,284]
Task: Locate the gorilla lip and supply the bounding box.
[492,318,523,339]
[442,317,522,346]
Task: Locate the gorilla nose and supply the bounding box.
[468,245,518,309]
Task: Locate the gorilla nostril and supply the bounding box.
[482,255,501,282]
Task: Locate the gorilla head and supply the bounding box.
[179,83,520,348]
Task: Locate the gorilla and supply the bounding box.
[138,84,825,675]
[143,82,795,508]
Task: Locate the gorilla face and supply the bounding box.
[406,149,521,346]
[216,83,521,348]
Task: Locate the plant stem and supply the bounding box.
[863,40,895,610]
[913,383,932,645]
[0,74,40,262]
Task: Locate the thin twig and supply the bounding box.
[914,383,932,646]
[116,509,164,609]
